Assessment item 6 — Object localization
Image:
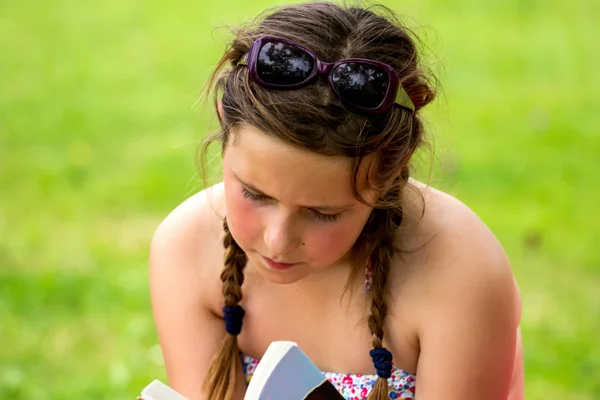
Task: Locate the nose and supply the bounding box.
[263,211,300,260]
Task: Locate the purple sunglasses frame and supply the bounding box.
[239,35,415,115]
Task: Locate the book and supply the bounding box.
[140,380,187,400]
[140,341,345,400]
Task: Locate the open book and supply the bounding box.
[141,341,344,400]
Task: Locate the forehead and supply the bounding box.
[224,125,367,205]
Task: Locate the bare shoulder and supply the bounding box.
[394,179,522,327]
[149,182,226,306]
[151,182,226,248]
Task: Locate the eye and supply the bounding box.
[242,185,341,223]
[241,186,267,202]
[309,210,341,223]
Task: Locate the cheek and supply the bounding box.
[303,220,364,264]
[224,183,262,248]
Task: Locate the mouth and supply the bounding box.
[261,256,297,271]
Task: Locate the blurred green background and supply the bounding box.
[1,0,598,398]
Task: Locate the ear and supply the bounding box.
[217,99,225,120]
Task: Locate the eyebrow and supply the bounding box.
[235,174,356,212]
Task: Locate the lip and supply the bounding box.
[262,256,296,270]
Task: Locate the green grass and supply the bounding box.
[1,0,598,398]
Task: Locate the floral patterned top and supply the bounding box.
[240,264,417,399]
[242,354,416,399]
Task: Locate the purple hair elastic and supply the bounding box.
[370,347,393,379]
[223,305,245,336]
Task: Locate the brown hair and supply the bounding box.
[200,2,436,399]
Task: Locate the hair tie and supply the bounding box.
[222,305,245,336]
[369,347,393,379]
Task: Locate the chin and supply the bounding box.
[260,271,307,285]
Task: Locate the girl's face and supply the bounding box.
[222,124,375,285]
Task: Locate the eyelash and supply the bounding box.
[241,186,341,223]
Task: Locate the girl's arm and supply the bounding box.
[149,190,247,400]
[413,230,521,400]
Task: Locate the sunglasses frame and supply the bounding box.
[239,35,415,115]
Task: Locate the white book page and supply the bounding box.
[245,341,298,400]
[141,379,188,400]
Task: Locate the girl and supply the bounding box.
[149,2,524,399]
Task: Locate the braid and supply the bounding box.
[366,205,403,400]
[221,219,247,308]
[202,218,247,400]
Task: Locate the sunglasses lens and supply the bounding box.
[331,62,389,109]
[257,42,315,85]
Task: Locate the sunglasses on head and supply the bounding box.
[238,36,415,115]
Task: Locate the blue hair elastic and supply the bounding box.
[369,347,393,379]
[222,305,245,336]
